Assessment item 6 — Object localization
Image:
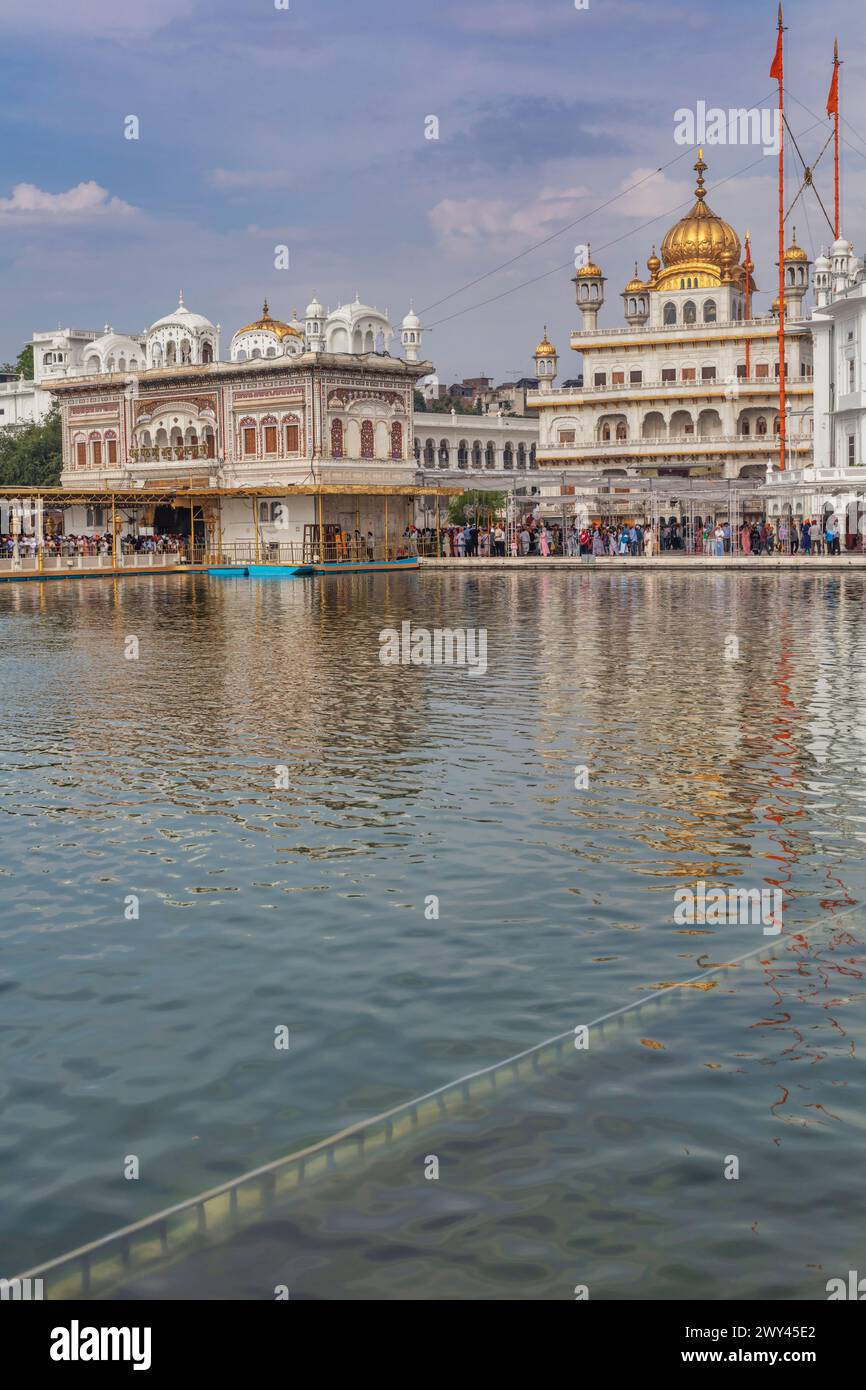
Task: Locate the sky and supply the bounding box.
[1,0,864,384]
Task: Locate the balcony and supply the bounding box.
[569,314,810,344]
[538,434,813,463]
[527,375,814,406]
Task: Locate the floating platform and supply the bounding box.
[245,564,310,578]
[311,557,421,575]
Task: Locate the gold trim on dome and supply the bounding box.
[236,299,303,340]
[535,326,557,356]
[784,227,808,262]
[623,262,647,293]
[656,151,741,289]
[575,246,604,278]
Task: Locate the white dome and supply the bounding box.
[83,332,144,372]
[402,308,421,330]
[306,296,324,317]
[832,238,853,256]
[149,291,215,333]
[814,248,831,270]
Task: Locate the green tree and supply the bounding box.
[0,403,63,487]
[447,489,506,525]
[413,390,427,411]
[16,344,34,380]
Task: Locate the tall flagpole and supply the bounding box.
[743,231,753,377]
[777,4,786,473]
[828,38,841,238]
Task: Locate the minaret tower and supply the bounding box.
[401,303,422,363]
[533,327,558,392]
[782,228,810,317]
[573,246,605,330]
[621,263,649,326]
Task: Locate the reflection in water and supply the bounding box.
[1,570,864,1297]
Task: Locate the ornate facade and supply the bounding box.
[528,153,815,485]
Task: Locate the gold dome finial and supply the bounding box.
[535,326,556,356]
[694,149,707,200]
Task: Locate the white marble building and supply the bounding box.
[527,153,815,491]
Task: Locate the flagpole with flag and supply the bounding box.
[771,4,786,473]
[744,231,753,378]
[827,38,840,238]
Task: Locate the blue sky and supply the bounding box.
[1,0,864,382]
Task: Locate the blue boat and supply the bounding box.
[246,564,310,578]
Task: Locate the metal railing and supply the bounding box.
[198,539,422,568]
[0,552,184,575]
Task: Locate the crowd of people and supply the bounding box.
[421,513,855,559]
[0,533,187,560]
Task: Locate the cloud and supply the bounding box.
[0,0,195,40]
[208,169,293,192]
[0,182,137,223]
[429,185,594,256]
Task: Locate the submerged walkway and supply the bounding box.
[421,554,866,571]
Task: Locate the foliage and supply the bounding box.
[447,489,506,525]
[0,404,63,487]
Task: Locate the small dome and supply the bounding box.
[575,247,604,279]
[646,246,661,276]
[623,263,646,293]
[784,228,808,263]
[535,327,557,357]
[814,248,831,271]
[305,295,324,318]
[235,299,302,342]
[402,306,421,330]
[150,291,215,333]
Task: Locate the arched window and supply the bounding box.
[773,416,781,435]
[663,302,676,325]
[458,439,468,467]
[391,422,403,460]
[360,420,375,458]
[529,444,536,466]
[615,422,627,441]
[601,423,611,441]
[331,419,343,457]
[683,301,697,325]
[472,441,482,468]
[202,342,213,363]
[741,420,750,435]
[703,300,717,323]
[517,443,526,468]
[503,442,514,468]
[485,441,495,468]
[424,437,435,465]
[756,416,768,436]
[262,415,278,454]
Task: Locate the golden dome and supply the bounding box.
[535,327,557,356]
[623,263,647,293]
[784,228,808,262]
[236,299,303,341]
[575,246,603,278]
[646,247,661,277]
[659,152,741,276]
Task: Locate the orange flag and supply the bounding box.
[770,6,783,80]
[827,43,839,116]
